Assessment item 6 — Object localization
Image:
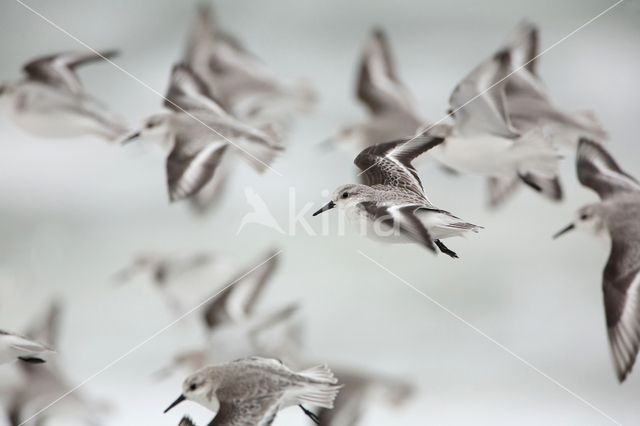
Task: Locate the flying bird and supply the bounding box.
[154,249,302,378]
[0,330,52,365]
[313,134,481,258]
[323,28,426,153]
[164,357,342,426]
[554,139,640,382]
[183,5,315,127]
[0,50,128,141]
[120,64,282,202]
[429,47,561,208]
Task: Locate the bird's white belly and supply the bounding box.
[432,135,516,177]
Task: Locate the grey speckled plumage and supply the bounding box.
[314,134,481,258]
[164,357,342,426]
[554,139,640,382]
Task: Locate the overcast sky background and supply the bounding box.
[0,0,639,425]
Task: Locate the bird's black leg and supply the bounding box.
[18,356,46,364]
[435,240,458,259]
[299,405,320,425]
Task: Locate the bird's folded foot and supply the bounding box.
[18,356,46,364]
[435,240,458,259]
[298,405,320,425]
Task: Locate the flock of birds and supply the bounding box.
[0,2,637,425]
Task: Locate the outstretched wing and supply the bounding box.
[504,21,539,75]
[359,202,437,252]
[603,208,640,382]
[354,134,444,196]
[356,28,417,116]
[23,50,118,94]
[577,139,640,200]
[449,50,518,138]
[164,63,230,117]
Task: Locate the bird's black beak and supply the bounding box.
[553,223,575,239]
[312,201,335,216]
[119,130,141,145]
[163,394,186,413]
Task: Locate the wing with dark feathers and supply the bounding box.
[577,139,640,200]
[354,134,444,195]
[23,50,118,94]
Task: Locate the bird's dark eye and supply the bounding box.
[580,214,588,220]
[341,192,349,199]
[189,384,197,391]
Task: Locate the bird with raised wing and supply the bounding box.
[430,45,561,208]
[554,139,640,382]
[183,5,315,127]
[121,64,282,202]
[324,28,426,153]
[313,134,481,258]
[0,330,52,366]
[0,50,128,141]
[164,357,341,426]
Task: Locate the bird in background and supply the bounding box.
[184,4,316,129]
[502,21,607,150]
[164,357,342,426]
[153,248,302,379]
[3,301,110,426]
[313,367,415,426]
[322,28,427,154]
[120,63,282,203]
[554,139,640,382]
[113,250,225,314]
[428,45,562,208]
[0,50,128,141]
[0,330,53,366]
[313,133,481,258]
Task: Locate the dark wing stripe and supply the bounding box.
[577,139,640,199]
[167,143,228,202]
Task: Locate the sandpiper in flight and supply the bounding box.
[164,357,341,425]
[0,50,128,141]
[313,133,481,257]
[554,139,640,382]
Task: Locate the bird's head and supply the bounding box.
[313,184,370,216]
[553,204,605,239]
[164,367,218,414]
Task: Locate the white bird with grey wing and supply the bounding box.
[553,139,640,382]
[313,134,481,258]
[120,64,282,203]
[323,28,427,153]
[164,357,342,426]
[0,50,128,141]
[428,38,562,208]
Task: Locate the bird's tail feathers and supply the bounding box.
[294,366,342,409]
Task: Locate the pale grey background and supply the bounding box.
[0,0,639,425]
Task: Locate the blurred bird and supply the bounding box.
[430,47,561,208]
[154,249,302,378]
[0,330,52,365]
[502,21,607,149]
[5,301,110,426]
[113,250,229,315]
[0,50,128,141]
[314,368,415,426]
[313,134,481,257]
[120,64,282,203]
[164,357,342,425]
[323,28,426,153]
[553,139,640,382]
[183,5,316,128]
